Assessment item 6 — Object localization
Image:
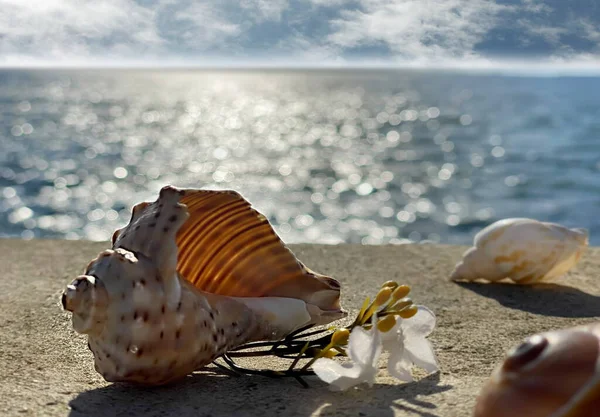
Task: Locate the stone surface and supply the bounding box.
[1,239,599,417]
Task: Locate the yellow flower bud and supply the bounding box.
[374,287,393,307]
[398,305,418,319]
[392,297,412,310]
[381,280,398,290]
[377,315,397,332]
[322,349,339,358]
[392,284,411,300]
[331,328,350,346]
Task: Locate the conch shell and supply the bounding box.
[474,322,600,417]
[450,218,588,284]
[61,186,345,385]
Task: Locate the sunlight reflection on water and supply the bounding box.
[1,70,600,244]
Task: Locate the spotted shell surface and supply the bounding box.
[450,218,588,284]
[474,322,600,417]
[62,186,345,385]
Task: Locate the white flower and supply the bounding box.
[312,306,439,390]
[312,316,382,391]
[383,305,439,382]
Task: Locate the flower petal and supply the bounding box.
[313,358,361,381]
[401,306,436,338]
[380,321,401,344]
[404,336,439,374]
[313,358,363,390]
[361,364,379,388]
[387,347,413,382]
[313,356,380,391]
[348,319,382,367]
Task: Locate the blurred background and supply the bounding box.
[1,1,599,245]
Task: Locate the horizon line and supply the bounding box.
[2,58,600,76]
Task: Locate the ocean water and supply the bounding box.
[1,69,599,245]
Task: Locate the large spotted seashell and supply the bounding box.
[61,186,345,385]
[450,218,588,284]
[474,322,600,417]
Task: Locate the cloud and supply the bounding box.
[0,0,598,66]
[0,0,161,61]
[160,1,241,49]
[272,32,343,62]
[522,23,568,46]
[326,0,505,61]
[580,19,600,44]
[521,0,552,14]
[239,0,289,22]
[514,3,600,59]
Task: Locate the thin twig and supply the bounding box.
[212,360,242,377]
[288,342,310,371]
[217,353,315,388]
[229,326,333,353]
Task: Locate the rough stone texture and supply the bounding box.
[1,239,599,417]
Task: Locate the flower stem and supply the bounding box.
[216,354,314,388]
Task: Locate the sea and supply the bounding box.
[1,69,599,245]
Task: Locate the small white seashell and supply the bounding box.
[450,218,589,284]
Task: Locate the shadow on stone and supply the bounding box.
[456,282,600,317]
[68,369,451,417]
[319,373,451,417]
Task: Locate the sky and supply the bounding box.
[1,0,599,67]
